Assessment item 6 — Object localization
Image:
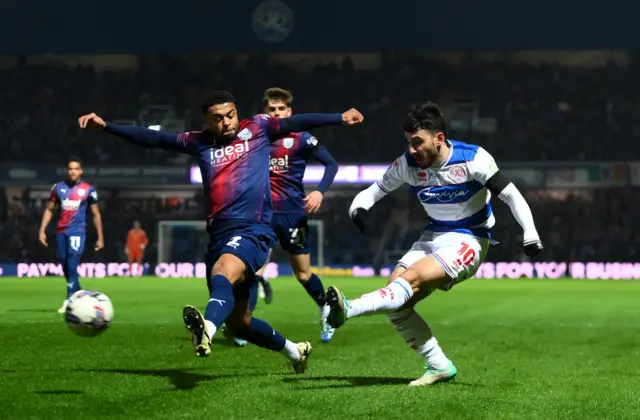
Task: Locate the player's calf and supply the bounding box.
[186,253,245,355]
[228,308,313,373]
[291,253,334,342]
[387,308,455,386]
[326,256,450,327]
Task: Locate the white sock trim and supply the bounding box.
[391,277,414,300]
[280,339,301,362]
[204,320,217,339]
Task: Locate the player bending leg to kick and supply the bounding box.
[38,158,104,313]
[326,102,543,385]
[79,91,363,373]
[250,88,340,342]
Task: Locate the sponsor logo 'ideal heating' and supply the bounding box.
[270,155,289,173]
[209,139,250,167]
[61,198,82,210]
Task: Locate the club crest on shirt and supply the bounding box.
[77,188,86,197]
[237,128,253,141]
[283,138,294,149]
[449,165,467,183]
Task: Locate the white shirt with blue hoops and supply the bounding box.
[376,140,499,239]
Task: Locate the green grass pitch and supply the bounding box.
[0,276,638,420]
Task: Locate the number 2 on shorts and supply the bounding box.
[226,236,242,249]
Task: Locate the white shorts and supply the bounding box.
[397,231,490,290]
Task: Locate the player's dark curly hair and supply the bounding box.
[403,102,448,137]
[67,157,83,167]
[201,91,236,114]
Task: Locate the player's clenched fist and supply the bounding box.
[342,108,364,126]
[78,113,106,130]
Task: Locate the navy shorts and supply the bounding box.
[206,219,276,288]
[272,213,309,255]
[56,233,86,262]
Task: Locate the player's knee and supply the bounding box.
[387,266,407,285]
[212,254,245,283]
[294,270,311,283]
[395,268,421,291]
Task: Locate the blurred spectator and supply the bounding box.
[1,54,638,164]
[1,187,637,265]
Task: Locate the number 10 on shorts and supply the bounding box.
[456,242,476,267]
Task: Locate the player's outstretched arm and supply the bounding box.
[38,200,56,247]
[267,109,363,138]
[470,148,543,256]
[78,113,189,153]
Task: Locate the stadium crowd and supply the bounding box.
[1,53,637,267]
[1,187,638,266]
[2,54,639,165]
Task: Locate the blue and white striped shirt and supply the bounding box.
[375,140,499,238]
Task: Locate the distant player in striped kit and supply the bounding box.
[38,158,104,313]
[326,102,543,386]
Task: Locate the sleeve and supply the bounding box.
[498,185,540,243]
[104,123,193,154]
[49,184,58,204]
[348,155,408,215]
[306,134,338,194]
[88,185,98,205]
[377,155,409,193]
[469,147,540,242]
[468,147,500,185]
[254,113,343,141]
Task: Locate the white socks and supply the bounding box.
[204,320,217,339]
[388,309,449,370]
[320,304,330,320]
[280,339,301,363]
[346,277,414,318]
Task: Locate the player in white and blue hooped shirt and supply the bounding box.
[326,102,543,386]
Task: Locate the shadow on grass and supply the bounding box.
[34,390,83,395]
[283,375,412,388]
[83,368,224,391]
[7,309,55,314]
[174,335,247,348]
[283,375,479,389]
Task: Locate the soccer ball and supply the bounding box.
[64,290,114,337]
